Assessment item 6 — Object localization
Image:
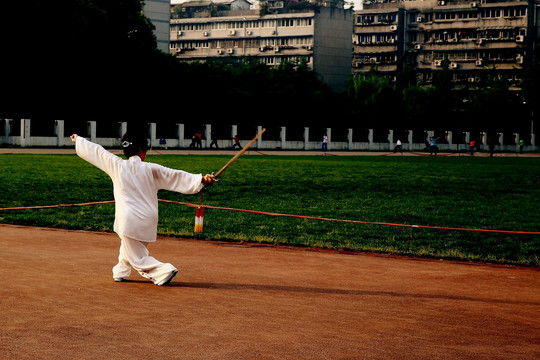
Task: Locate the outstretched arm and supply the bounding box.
[71,134,120,176]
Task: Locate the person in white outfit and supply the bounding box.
[71,130,215,286]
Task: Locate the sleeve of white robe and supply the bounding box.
[74,136,121,177]
[151,163,204,194]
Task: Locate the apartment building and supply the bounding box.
[144,0,172,52]
[169,0,353,92]
[353,0,539,86]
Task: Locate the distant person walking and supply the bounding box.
[195,131,202,149]
[209,131,219,149]
[429,137,439,155]
[519,139,525,154]
[393,139,403,154]
[322,134,328,152]
[469,139,476,156]
[488,137,496,157]
[232,135,242,149]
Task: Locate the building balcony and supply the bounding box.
[171,26,314,41]
[420,37,526,51]
[354,23,399,33]
[354,43,398,53]
[172,44,314,59]
[419,17,527,31]
[416,56,523,71]
[353,63,397,73]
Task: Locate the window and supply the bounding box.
[277,19,294,27]
[296,18,313,26]
[377,14,396,23]
[481,9,501,18]
[357,15,374,24]
[503,7,526,17]
[263,20,276,28]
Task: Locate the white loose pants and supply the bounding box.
[112,234,178,285]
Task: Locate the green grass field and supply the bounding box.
[1,153,539,266]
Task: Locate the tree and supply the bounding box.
[521,49,540,143]
[0,0,163,121]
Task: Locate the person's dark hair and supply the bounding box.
[121,130,149,158]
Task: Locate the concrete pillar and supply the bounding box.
[446,131,453,145]
[21,119,31,147]
[303,127,309,150]
[204,124,211,148]
[231,125,238,147]
[55,120,64,147]
[177,124,185,148]
[257,125,263,149]
[465,132,470,144]
[4,119,12,145]
[388,129,393,150]
[280,126,286,149]
[118,122,128,138]
[87,121,96,143]
[148,123,156,147]
[326,128,331,150]
[347,128,353,150]
[498,133,504,146]
[368,129,373,150]
[407,130,413,151]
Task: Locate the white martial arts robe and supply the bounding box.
[75,136,204,284]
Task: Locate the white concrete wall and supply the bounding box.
[0,119,537,152]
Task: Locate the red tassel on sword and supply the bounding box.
[194,206,204,233]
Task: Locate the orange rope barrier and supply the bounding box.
[1,199,539,235]
[0,200,115,211]
[158,199,540,235]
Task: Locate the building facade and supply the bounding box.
[353,0,539,86]
[169,0,353,92]
[144,0,172,52]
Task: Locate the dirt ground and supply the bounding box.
[1,224,539,359]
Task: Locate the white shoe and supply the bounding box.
[157,269,178,286]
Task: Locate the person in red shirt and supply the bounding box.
[232,135,241,149]
[469,139,476,156]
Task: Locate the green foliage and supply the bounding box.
[345,59,532,133]
[1,0,162,120]
[1,154,539,266]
